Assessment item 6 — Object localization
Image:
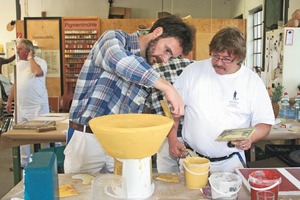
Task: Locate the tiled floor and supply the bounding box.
[0,148,14,199]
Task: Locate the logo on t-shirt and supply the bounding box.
[233,90,237,100]
[227,90,239,108]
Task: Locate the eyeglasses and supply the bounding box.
[211,54,235,64]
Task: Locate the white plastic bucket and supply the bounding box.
[114,156,154,199]
[209,172,242,200]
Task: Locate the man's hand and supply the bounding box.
[168,136,188,158]
[6,101,13,113]
[164,87,184,118]
[153,77,184,118]
[27,50,33,60]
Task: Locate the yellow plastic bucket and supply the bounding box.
[183,157,210,189]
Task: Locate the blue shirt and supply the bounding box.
[69,30,160,125]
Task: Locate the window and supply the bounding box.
[253,9,263,73]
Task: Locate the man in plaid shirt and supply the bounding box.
[65,15,195,174]
[147,57,193,173]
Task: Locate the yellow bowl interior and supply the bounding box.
[89,114,174,159]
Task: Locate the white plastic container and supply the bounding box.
[114,156,154,199]
[92,174,127,199]
[209,172,242,200]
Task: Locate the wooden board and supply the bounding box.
[25,18,62,97]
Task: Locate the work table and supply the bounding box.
[3,172,300,200]
[1,173,250,200]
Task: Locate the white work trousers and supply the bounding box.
[156,137,183,173]
[17,104,49,167]
[64,130,114,174]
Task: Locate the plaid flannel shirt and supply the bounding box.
[147,58,193,136]
[69,30,160,125]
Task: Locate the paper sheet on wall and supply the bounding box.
[41,50,60,77]
[285,29,294,46]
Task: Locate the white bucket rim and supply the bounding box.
[104,185,127,199]
[183,161,210,176]
[209,172,242,196]
[104,183,155,199]
[248,178,281,191]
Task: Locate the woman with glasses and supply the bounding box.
[167,27,274,173]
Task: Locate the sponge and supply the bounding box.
[24,152,59,200]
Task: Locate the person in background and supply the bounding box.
[0,55,15,99]
[146,57,193,173]
[6,39,49,167]
[65,15,195,174]
[0,55,15,74]
[168,27,275,173]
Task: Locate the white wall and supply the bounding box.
[112,0,233,19]
[244,0,264,74]
[0,0,246,57]
[288,0,300,19]
[229,0,245,18]
[0,0,17,56]
[2,0,299,59]
[37,0,109,18]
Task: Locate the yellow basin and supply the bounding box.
[89,114,174,159]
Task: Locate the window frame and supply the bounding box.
[252,9,263,73]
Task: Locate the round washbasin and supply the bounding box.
[89,114,174,159]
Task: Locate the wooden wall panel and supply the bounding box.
[16,20,24,38]
[48,96,60,113]
[26,20,60,50]
[24,18,62,97]
[46,78,61,97]
[100,18,246,60]
[195,32,213,60]
[100,18,156,35]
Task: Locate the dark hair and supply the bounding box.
[149,15,195,56]
[18,38,35,54]
[209,27,246,64]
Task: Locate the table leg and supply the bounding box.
[33,144,41,152]
[12,146,21,185]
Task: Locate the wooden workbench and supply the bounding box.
[3,172,300,200]
[0,115,68,185]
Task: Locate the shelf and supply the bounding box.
[65,46,93,48]
[64,30,98,34]
[65,40,97,44]
[64,51,90,54]
[64,36,97,39]
[65,61,84,64]
[61,17,100,112]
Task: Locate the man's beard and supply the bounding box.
[145,38,163,65]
